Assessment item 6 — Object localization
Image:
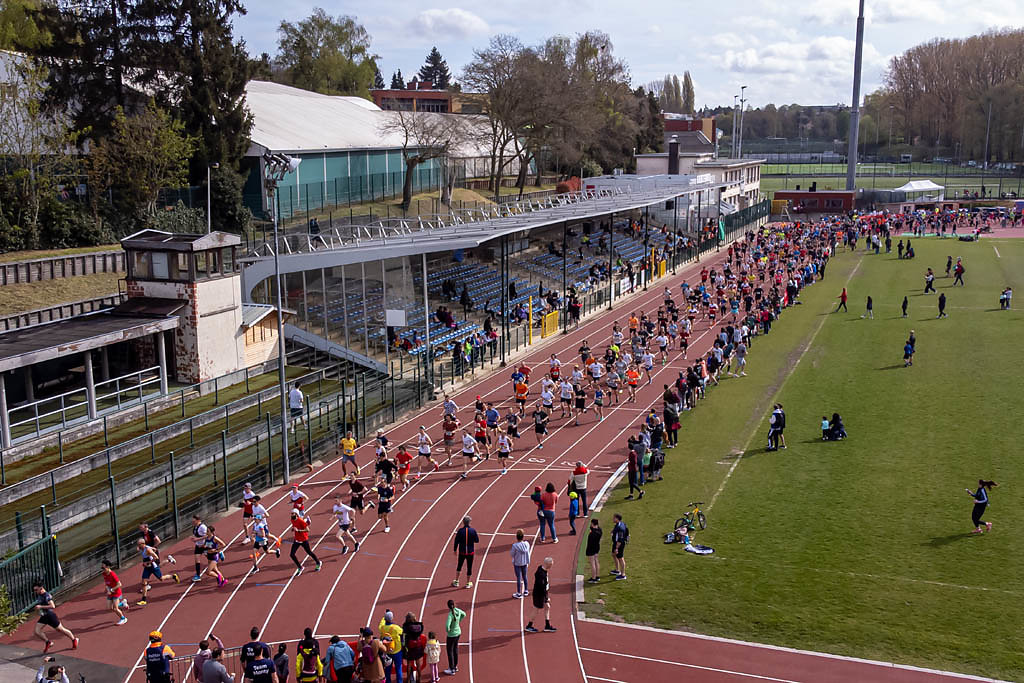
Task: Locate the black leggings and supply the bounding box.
[971,503,987,528]
[290,540,319,568]
[446,634,460,670]
[456,553,474,577]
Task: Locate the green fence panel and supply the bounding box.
[1,534,60,615]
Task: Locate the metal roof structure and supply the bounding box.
[240,176,732,301]
[121,230,241,252]
[0,313,179,372]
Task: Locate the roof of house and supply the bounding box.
[120,230,242,251]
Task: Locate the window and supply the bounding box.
[170,253,190,280]
[131,251,151,279]
[221,247,234,275]
[194,251,207,278]
[151,252,169,279]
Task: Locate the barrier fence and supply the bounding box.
[0,522,60,614]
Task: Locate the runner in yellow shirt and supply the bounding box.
[339,431,359,476]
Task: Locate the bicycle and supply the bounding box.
[674,501,707,531]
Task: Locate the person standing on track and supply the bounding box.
[610,514,629,581]
[135,539,178,605]
[340,431,359,476]
[333,493,358,554]
[585,518,602,583]
[451,516,480,589]
[539,483,559,544]
[966,480,997,533]
[416,426,440,478]
[31,581,77,652]
[443,600,466,675]
[511,529,532,599]
[569,461,589,517]
[101,560,129,624]
[289,509,322,575]
[524,557,556,633]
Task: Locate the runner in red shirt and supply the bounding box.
[101,560,128,625]
[289,510,322,576]
[394,444,414,491]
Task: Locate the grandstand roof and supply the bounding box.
[244,80,492,158]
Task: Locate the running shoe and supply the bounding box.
[367,501,376,509]
[72,638,79,650]
[460,473,467,479]
[251,567,260,574]
[513,592,523,599]
[342,546,350,555]
[537,444,544,449]
[433,463,440,471]
[315,562,323,572]
[191,574,201,582]
[43,640,53,653]
[242,537,251,545]
[172,573,180,583]
[117,617,128,625]
[167,555,176,564]
[217,575,226,587]
[452,579,460,587]
[137,599,147,606]
[501,468,507,475]
[294,567,303,576]
[275,548,281,558]
[543,625,557,632]
[385,526,391,533]
[354,542,360,552]
[465,581,473,589]
[524,625,539,633]
[614,574,627,581]
[552,538,559,544]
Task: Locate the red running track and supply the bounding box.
[8,248,985,683]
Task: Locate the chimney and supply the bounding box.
[419,81,433,90]
[668,141,680,175]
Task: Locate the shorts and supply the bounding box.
[560,396,572,404]
[531,592,547,609]
[38,612,60,628]
[462,451,475,459]
[475,436,488,445]
[254,540,269,551]
[290,407,303,418]
[338,523,351,532]
[516,398,526,406]
[574,399,585,410]
[418,449,432,457]
[398,465,410,475]
[507,426,519,437]
[659,346,667,353]
[498,450,510,459]
[613,543,626,559]
[594,399,603,406]
[486,422,498,431]
[243,511,253,519]
[205,551,220,562]
[193,545,205,555]
[342,454,357,465]
[141,564,163,580]
[534,426,547,435]
[542,403,553,410]
[351,496,365,511]
[377,501,392,515]
[444,438,456,448]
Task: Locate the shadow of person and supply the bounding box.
[922,532,977,548]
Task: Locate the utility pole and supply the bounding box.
[730,95,738,157]
[845,0,866,191]
[737,86,747,159]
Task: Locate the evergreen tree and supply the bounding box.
[672,74,682,113]
[391,69,404,89]
[374,67,385,89]
[682,71,695,114]
[418,46,451,88]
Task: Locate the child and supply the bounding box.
[425,631,442,683]
[821,416,830,441]
[568,492,579,535]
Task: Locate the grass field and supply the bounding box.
[0,271,122,315]
[760,174,1023,201]
[759,162,1017,178]
[581,237,1024,680]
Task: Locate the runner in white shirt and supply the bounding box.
[495,432,513,475]
[611,327,624,345]
[540,373,556,394]
[548,354,562,380]
[459,430,478,479]
[441,395,459,419]
[415,426,440,477]
[654,333,670,364]
[540,387,554,411]
[588,359,603,387]
[641,350,656,385]
[288,485,309,520]
[570,366,585,384]
[558,380,575,419]
[332,494,358,554]
[288,384,304,433]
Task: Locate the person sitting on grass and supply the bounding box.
[827,413,847,441]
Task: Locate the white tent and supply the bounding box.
[895,179,944,201]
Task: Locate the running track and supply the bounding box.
[8,245,993,683]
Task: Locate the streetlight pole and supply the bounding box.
[737,86,747,159]
[263,152,301,484]
[887,105,894,153]
[206,163,220,234]
[731,95,738,158]
[845,0,866,192]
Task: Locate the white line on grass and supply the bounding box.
[707,256,864,514]
[993,244,1001,258]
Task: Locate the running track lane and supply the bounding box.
[10,243,977,683]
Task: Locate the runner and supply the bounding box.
[101,560,129,625]
[288,484,309,520]
[346,473,375,533]
[32,581,77,651]
[394,443,414,491]
[135,539,179,605]
[587,353,603,388]
[339,430,359,476]
[201,526,228,587]
[625,364,641,402]
[495,430,513,475]
[484,402,501,444]
[441,394,458,421]
[374,446,398,489]
[654,331,670,365]
[240,482,257,544]
[289,509,322,575]
[578,340,591,363]
[558,379,574,419]
[442,414,459,464]
[573,383,587,426]
[592,384,605,421]
[548,353,561,380]
[473,412,491,459]
[604,366,620,405]
[514,376,529,416]
[459,428,479,479]
[249,515,281,573]
[138,523,173,565]
[376,476,395,532]
[532,403,550,449]
[415,425,440,477]
[332,493,358,554]
[190,515,208,583]
[505,408,521,441]
[640,347,656,385]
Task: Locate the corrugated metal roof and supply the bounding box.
[241,303,275,328]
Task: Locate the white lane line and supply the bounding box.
[386,576,431,581]
[707,256,863,514]
[993,245,1001,258]
[576,617,1008,682]
[587,676,629,683]
[579,647,799,682]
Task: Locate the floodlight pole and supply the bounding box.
[846,0,866,191]
[737,86,747,159]
[271,189,290,484]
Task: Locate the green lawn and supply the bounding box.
[760,162,1011,178]
[582,238,1024,681]
[760,175,1022,200]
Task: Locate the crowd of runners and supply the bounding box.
[26,217,864,683]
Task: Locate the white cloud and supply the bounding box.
[407,8,490,40]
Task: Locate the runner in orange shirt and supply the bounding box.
[625,365,641,403]
[514,380,529,416]
[394,444,414,492]
[628,313,639,335]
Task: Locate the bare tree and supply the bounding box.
[380,109,467,210]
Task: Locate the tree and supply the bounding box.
[250,52,274,81]
[85,102,196,226]
[0,0,49,51]
[374,66,385,89]
[380,109,466,210]
[682,71,695,114]
[391,69,404,89]
[418,46,451,89]
[275,9,378,98]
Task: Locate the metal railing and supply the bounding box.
[0,250,125,286]
[1,516,60,614]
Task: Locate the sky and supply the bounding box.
[233,0,1024,108]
